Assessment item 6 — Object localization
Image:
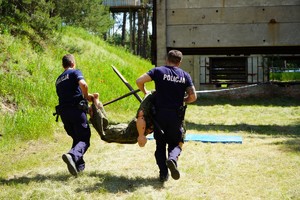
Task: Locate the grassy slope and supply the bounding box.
[0,26,154,149]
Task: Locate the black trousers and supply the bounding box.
[153,109,183,176]
[60,107,91,171]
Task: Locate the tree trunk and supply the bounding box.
[121,12,127,46]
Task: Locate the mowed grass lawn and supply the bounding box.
[0,97,299,200]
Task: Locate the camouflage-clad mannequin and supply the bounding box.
[90,92,155,144]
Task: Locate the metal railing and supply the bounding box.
[270,67,300,73]
[102,0,141,7]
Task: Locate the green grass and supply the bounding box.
[270,72,300,82]
[0,26,300,199]
[186,97,300,136]
[0,97,299,199]
[0,26,154,149]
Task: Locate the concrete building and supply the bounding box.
[153,0,300,90]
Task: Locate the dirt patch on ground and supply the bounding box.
[1,98,17,115]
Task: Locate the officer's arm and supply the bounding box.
[184,86,197,103]
[79,79,93,102]
[136,73,152,95]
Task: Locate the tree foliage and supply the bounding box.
[0,0,113,48]
[53,0,113,36]
[0,0,61,48]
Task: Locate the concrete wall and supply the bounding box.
[156,0,300,89]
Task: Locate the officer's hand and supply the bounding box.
[87,93,94,102]
[138,135,147,147]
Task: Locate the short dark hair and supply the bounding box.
[167,50,183,64]
[62,54,75,68]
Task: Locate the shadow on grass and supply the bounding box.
[77,171,165,193]
[186,121,300,152]
[272,139,300,152]
[0,173,70,185]
[0,172,165,193]
[186,122,300,137]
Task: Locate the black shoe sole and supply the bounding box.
[62,154,78,176]
[166,160,180,180]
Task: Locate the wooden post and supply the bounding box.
[111,65,143,102]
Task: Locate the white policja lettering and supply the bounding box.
[56,74,69,86]
[163,74,185,83]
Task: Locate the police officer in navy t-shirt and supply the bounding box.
[136,50,197,182]
[56,54,93,176]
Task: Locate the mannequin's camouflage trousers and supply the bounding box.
[90,92,155,144]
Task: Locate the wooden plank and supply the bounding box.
[211,66,245,70]
[211,80,247,83]
[257,57,264,83]
[193,56,200,89]
[211,75,247,79]
[211,71,246,75]
[103,89,140,106]
[112,65,142,103]
[252,57,258,83]
[247,57,253,83]
[200,56,208,84]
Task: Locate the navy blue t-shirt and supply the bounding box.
[56,69,84,105]
[147,66,194,109]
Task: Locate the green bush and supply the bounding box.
[270,72,300,82]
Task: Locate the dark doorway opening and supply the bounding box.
[210,57,247,83]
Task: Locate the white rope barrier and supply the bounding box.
[196,84,259,94]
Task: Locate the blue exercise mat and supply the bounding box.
[147,134,242,144]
